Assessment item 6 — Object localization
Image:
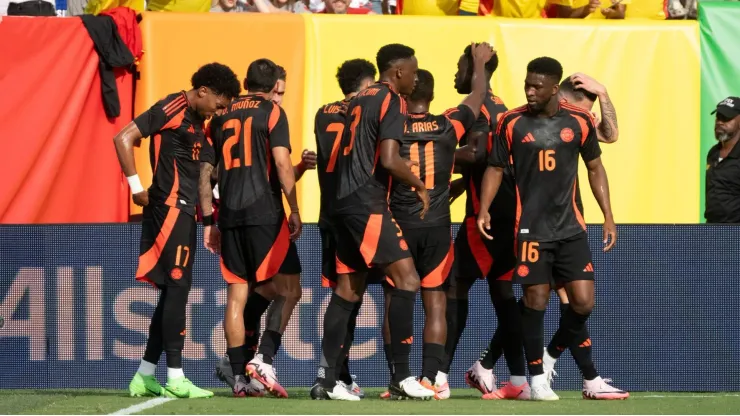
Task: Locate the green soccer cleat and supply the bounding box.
[129,372,163,397]
[164,376,214,399]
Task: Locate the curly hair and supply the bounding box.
[336,59,377,95]
[526,57,563,83]
[191,62,241,99]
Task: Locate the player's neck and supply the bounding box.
[344,92,358,101]
[539,98,560,118]
[185,89,198,110]
[378,76,399,93]
[407,101,428,114]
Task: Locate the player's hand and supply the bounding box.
[203,225,221,254]
[300,149,317,170]
[587,0,601,13]
[601,0,621,16]
[591,111,602,128]
[571,73,606,96]
[132,191,149,207]
[416,187,430,219]
[477,211,493,240]
[603,216,617,252]
[288,211,302,241]
[472,41,496,65]
[404,158,419,170]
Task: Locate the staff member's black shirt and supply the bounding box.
[705,140,740,223]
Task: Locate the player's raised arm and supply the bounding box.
[459,42,496,119]
[570,73,619,143]
[269,105,302,240]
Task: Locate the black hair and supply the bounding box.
[336,59,377,95]
[408,69,434,103]
[276,65,287,81]
[526,57,563,83]
[244,58,279,93]
[559,76,597,102]
[376,43,415,74]
[191,62,241,99]
[463,43,498,77]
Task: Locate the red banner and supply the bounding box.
[0,16,131,224]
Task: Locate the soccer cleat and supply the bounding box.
[542,349,558,385]
[310,383,331,400]
[419,376,449,400]
[129,372,163,397]
[232,375,249,397]
[582,377,630,400]
[388,377,435,400]
[465,361,496,395]
[530,380,559,401]
[349,374,365,398]
[325,383,361,401]
[246,356,288,398]
[164,376,214,399]
[214,356,235,388]
[482,381,531,400]
[379,389,391,400]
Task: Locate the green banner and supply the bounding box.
[699,1,740,222]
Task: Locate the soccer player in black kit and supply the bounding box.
[311,58,378,400]
[477,57,617,401]
[384,42,494,400]
[315,43,433,401]
[200,58,302,399]
[441,43,529,400]
[115,63,241,399]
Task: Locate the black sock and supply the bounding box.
[337,301,361,384]
[244,292,270,361]
[383,343,394,379]
[496,297,526,377]
[444,297,468,373]
[257,330,282,365]
[161,285,189,369]
[319,293,354,388]
[546,303,570,359]
[422,343,445,382]
[143,290,166,364]
[520,305,545,376]
[480,328,503,370]
[389,288,415,382]
[244,329,260,363]
[227,345,246,377]
[560,307,598,380]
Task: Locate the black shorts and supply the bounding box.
[333,209,412,274]
[450,217,516,288]
[513,232,594,285]
[321,222,385,287]
[220,218,302,284]
[136,203,196,289]
[385,225,453,290]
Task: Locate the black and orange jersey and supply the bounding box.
[488,102,601,242]
[202,94,291,228]
[133,91,206,216]
[334,82,406,214]
[390,105,476,229]
[459,92,516,224]
[314,99,349,227]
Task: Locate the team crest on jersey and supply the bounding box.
[399,239,409,251]
[170,267,183,280]
[560,128,575,143]
[517,265,529,277]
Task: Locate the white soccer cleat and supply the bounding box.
[465,361,496,395]
[326,383,361,401]
[583,377,630,400]
[435,372,450,399]
[542,349,558,385]
[530,378,559,401]
[345,375,365,398]
[399,377,434,400]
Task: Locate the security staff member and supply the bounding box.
[706,97,740,223]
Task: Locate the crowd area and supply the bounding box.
[1,0,719,20]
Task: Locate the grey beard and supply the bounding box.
[717,133,732,142]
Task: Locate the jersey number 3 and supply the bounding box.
[222,118,253,170]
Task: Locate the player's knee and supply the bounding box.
[569,298,594,316]
[446,281,470,300]
[522,288,548,311]
[488,280,514,304]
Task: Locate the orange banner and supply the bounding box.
[133,12,307,217]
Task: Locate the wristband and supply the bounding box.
[202,214,215,226]
[126,174,145,194]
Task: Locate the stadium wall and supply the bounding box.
[133,14,700,224]
[699,2,740,222]
[1,224,738,392]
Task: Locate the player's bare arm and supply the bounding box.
[454,136,486,166]
[273,146,302,240]
[460,42,496,119]
[585,156,616,251]
[449,177,465,204]
[113,121,148,207]
[571,73,619,143]
[379,138,430,218]
[198,161,220,254]
[294,149,317,181]
[476,165,503,240]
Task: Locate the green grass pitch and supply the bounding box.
[1,388,739,414]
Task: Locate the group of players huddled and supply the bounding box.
[113,41,629,402]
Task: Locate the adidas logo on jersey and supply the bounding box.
[521,133,535,143]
